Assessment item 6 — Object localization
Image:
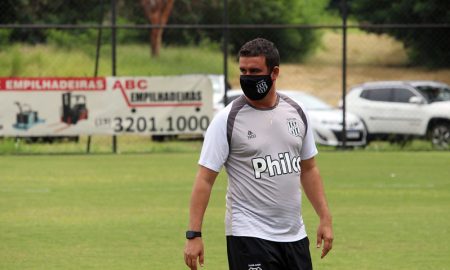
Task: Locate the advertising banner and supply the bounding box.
[0,75,213,136]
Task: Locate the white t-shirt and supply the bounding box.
[199,92,318,242]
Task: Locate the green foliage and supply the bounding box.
[46,29,98,49]
[227,0,318,62]
[347,0,450,68]
[164,0,330,62]
[9,47,23,77]
[0,29,12,48]
[0,136,204,154]
[2,0,143,47]
[1,0,333,62]
[0,138,19,154]
[45,19,144,52]
[3,0,104,24]
[2,0,105,43]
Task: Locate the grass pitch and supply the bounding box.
[1,151,449,269]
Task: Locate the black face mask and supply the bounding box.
[240,75,273,101]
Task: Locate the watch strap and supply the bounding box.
[186,230,202,239]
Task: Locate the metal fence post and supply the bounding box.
[87,0,106,154]
[341,0,348,149]
[111,0,117,153]
[223,0,229,106]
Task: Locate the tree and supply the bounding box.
[346,0,450,68]
[140,0,174,57]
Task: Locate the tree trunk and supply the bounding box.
[140,0,175,57]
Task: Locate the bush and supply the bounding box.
[45,18,146,52]
[0,29,12,48]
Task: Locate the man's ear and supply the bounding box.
[271,66,280,81]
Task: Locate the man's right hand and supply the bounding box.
[184,238,204,269]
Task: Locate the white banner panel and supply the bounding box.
[0,75,213,136]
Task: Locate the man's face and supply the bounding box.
[239,56,269,75]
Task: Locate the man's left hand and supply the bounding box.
[316,218,333,259]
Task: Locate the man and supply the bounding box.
[184,38,333,270]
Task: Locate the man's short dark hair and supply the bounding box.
[238,38,280,72]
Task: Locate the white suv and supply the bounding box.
[345,81,450,149]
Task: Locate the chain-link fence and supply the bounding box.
[1,1,449,100]
[1,0,449,152]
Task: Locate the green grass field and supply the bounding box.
[1,150,449,269]
[0,43,237,77]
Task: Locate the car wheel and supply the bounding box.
[430,124,450,150]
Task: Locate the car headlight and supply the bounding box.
[320,120,363,130]
[348,121,363,129]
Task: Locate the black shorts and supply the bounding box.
[226,236,312,270]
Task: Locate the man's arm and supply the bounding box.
[300,157,333,259]
[184,165,219,270]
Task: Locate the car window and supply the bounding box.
[415,85,450,103]
[360,88,392,102]
[392,88,416,103]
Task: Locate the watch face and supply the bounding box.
[186,231,194,239]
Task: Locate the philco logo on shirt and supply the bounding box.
[251,152,301,179]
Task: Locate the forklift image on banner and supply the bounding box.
[61,92,88,125]
[13,102,45,130]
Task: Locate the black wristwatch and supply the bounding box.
[186,230,202,239]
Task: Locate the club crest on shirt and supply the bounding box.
[287,118,301,137]
[256,80,268,93]
[247,130,256,139]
